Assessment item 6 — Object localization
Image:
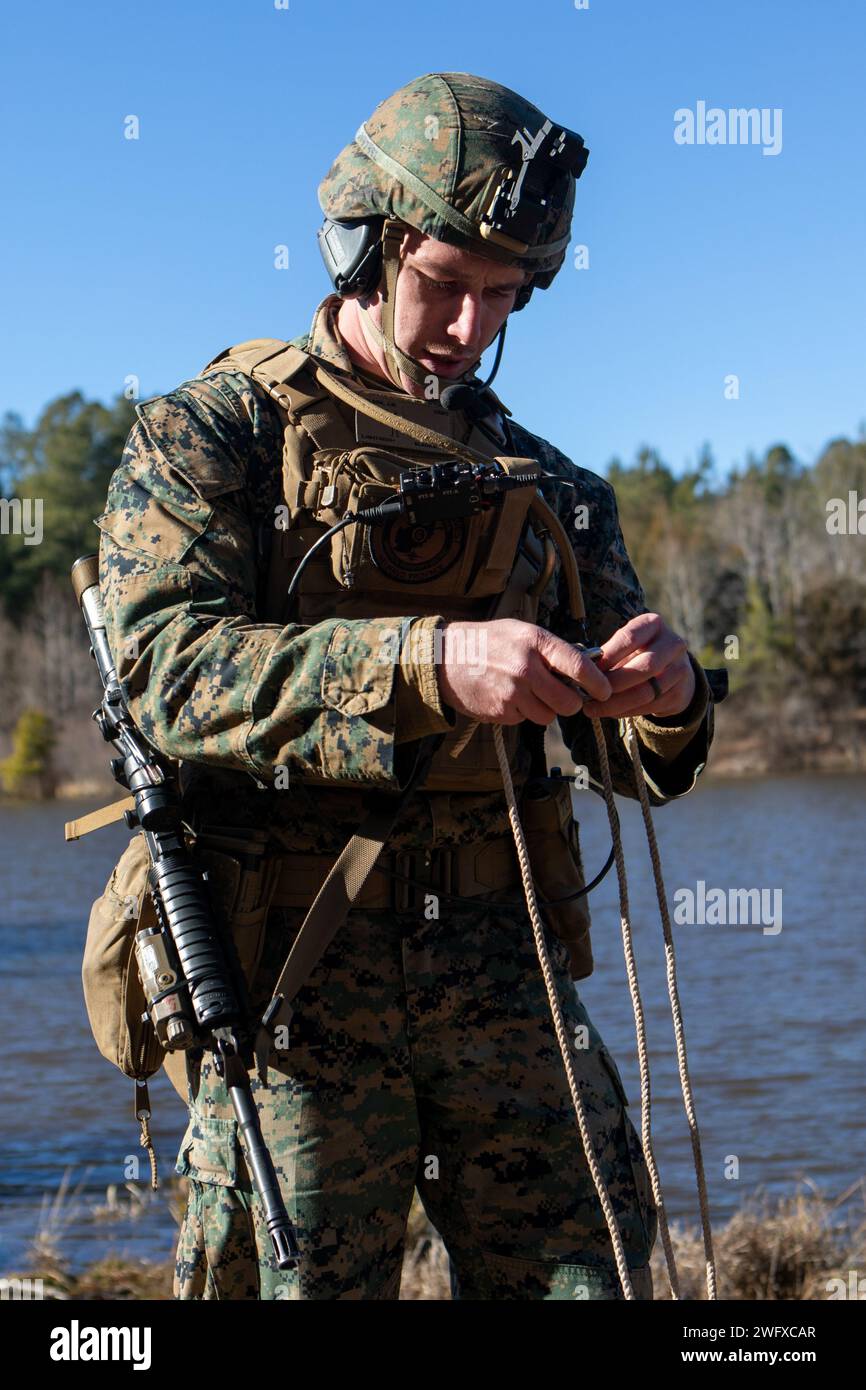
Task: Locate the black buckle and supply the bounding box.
[389,849,455,914]
[391,851,423,914]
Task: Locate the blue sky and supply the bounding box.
[2,0,864,480]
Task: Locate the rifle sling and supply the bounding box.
[65,794,135,841]
[254,740,441,1073]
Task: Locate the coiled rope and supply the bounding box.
[491,716,717,1301]
[622,719,717,1301]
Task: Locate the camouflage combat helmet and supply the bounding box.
[317,72,589,390]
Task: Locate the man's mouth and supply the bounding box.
[419,352,475,377]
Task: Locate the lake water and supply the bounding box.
[0,774,864,1274]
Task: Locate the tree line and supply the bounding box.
[606,437,866,757]
[1,388,864,786]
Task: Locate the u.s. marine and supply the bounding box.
[96,72,715,1300]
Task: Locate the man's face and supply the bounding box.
[365,227,528,394]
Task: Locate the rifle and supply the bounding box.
[71,553,300,1270]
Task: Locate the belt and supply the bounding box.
[270,834,523,913]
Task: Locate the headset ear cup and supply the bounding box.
[335,244,383,300]
[317,216,385,299]
[344,218,385,299]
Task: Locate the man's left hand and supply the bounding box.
[579,612,695,720]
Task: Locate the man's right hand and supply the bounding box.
[436,618,612,726]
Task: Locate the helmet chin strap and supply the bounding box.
[360,218,481,392]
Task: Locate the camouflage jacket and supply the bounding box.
[96,295,714,855]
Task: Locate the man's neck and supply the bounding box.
[333,297,393,386]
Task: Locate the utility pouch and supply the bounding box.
[310,447,490,598]
[520,778,594,981]
[81,829,282,1083]
[296,447,539,603]
[82,832,163,1080]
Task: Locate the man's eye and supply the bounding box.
[422,277,516,296]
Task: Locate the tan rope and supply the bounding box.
[138,1113,159,1191]
[448,718,481,760]
[590,718,681,1299]
[492,723,636,1300]
[469,705,717,1301]
[623,719,718,1301]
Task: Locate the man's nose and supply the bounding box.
[450,292,483,345]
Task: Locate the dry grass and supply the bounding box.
[9,1250,175,1301]
[399,1180,866,1301]
[9,1170,183,1301]
[398,1192,452,1300]
[650,1179,866,1301]
[6,1178,862,1301]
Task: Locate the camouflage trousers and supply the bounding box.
[172,892,658,1300]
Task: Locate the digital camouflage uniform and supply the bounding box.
[96,74,715,1300]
